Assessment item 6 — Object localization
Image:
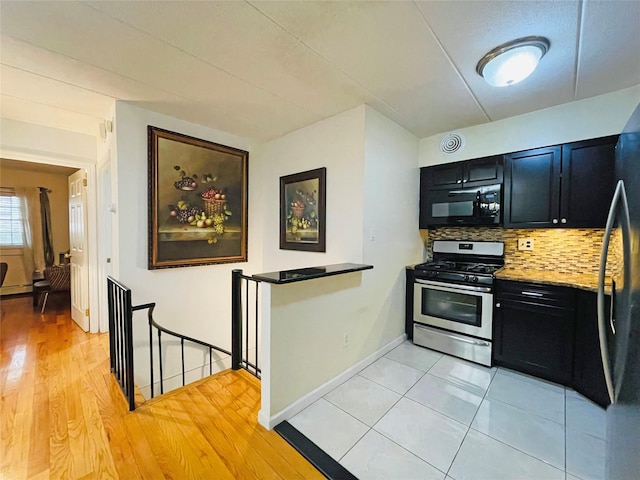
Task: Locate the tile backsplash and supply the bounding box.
[425,227,621,276]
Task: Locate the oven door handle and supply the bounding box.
[414,278,492,294]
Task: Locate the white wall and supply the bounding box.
[257,106,366,270]
[258,105,422,425]
[361,105,424,347]
[113,101,261,392]
[419,85,640,167]
[0,118,96,165]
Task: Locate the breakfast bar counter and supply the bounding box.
[252,263,373,285]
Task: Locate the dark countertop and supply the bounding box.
[252,263,373,285]
[406,264,612,294]
[495,267,612,293]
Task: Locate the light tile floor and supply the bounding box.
[289,341,606,480]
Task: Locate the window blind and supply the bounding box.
[0,187,24,247]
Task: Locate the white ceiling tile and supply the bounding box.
[253,1,487,135]
[416,0,581,121]
[86,1,368,119]
[576,0,640,99]
[0,35,181,106]
[0,64,114,118]
[1,1,316,139]
[0,0,638,141]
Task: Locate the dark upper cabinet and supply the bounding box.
[560,137,617,227]
[504,136,617,228]
[424,155,503,189]
[504,146,561,228]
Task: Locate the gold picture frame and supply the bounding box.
[148,126,248,269]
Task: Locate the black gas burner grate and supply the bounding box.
[415,261,500,274]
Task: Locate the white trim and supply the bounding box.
[0,285,31,295]
[258,333,406,430]
[0,148,100,334]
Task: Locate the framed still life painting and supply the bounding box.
[279,167,326,252]
[148,126,248,269]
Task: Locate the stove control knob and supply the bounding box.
[463,275,469,282]
[471,276,478,283]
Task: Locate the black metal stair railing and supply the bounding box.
[107,276,233,409]
[231,269,261,379]
[107,276,154,411]
[147,312,231,398]
[108,272,260,409]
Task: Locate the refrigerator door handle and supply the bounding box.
[598,180,631,404]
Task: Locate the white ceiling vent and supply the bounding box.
[440,132,466,155]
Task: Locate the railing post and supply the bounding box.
[231,269,243,370]
[123,288,135,411]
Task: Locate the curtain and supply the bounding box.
[15,187,45,274]
[39,187,54,267]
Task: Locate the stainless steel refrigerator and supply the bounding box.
[598,102,640,480]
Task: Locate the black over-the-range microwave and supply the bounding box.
[421,183,502,227]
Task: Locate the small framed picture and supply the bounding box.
[279,167,326,252]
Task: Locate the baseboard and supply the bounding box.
[0,285,31,296]
[259,334,406,430]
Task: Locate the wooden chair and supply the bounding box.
[37,264,71,314]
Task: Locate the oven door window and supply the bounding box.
[420,288,482,327]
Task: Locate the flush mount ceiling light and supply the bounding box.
[476,36,550,87]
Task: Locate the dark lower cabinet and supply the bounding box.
[573,290,611,407]
[493,280,612,406]
[405,268,415,340]
[493,280,575,385]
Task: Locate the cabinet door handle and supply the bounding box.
[561,218,567,224]
[457,180,462,183]
[552,219,559,224]
[495,302,501,308]
[521,291,544,297]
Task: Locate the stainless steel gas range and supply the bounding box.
[410,240,504,366]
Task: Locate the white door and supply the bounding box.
[69,170,90,331]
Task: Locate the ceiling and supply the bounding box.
[0,158,78,176]
[0,1,638,142]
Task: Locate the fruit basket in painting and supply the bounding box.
[167,167,233,241]
[291,203,304,219]
[203,198,226,217]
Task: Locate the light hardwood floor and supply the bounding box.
[0,295,323,479]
